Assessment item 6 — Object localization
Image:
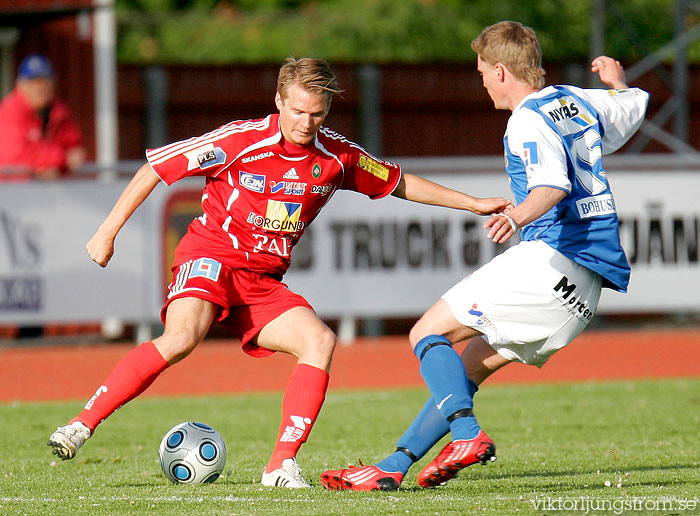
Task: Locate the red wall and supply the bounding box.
[117,61,679,160]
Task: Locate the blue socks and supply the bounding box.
[414,335,480,439]
[375,335,481,475]
[375,396,449,474]
[375,449,415,475]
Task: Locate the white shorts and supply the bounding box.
[441,240,602,367]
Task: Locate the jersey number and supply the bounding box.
[572,129,607,195]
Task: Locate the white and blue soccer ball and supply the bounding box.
[158,422,227,484]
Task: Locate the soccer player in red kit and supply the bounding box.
[48,57,511,488]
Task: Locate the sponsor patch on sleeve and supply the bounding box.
[184,144,227,171]
[608,89,631,96]
[357,154,389,181]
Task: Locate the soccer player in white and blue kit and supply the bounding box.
[321,21,649,491]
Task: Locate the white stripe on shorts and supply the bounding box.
[169,260,193,297]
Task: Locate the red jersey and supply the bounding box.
[0,88,83,178]
[147,114,401,277]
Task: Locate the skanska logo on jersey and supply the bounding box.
[241,151,274,164]
[239,171,266,193]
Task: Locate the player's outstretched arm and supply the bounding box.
[86,163,161,267]
[591,56,628,89]
[391,173,511,215]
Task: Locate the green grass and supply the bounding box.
[1,379,699,516]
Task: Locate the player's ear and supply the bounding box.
[275,92,284,111]
[495,63,506,81]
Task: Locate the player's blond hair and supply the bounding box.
[277,57,343,110]
[471,21,546,89]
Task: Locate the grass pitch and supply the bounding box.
[1,378,698,516]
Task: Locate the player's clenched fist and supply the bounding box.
[591,55,628,90]
[85,231,115,267]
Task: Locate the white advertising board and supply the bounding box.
[0,180,151,324]
[1,159,698,325]
[283,167,700,316]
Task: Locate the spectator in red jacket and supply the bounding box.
[0,53,86,181]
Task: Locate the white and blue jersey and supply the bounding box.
[504,85,649,292]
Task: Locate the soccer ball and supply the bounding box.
[158,421,227,484]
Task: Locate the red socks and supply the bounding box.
[266,363,329,472]
[71,344,328,471]
[71,341,169,431]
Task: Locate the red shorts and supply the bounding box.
[161,257,313,357]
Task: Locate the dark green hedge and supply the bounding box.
[117,0,687,64]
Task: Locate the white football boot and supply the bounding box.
[47,421,91,460]
[261,458,311,488]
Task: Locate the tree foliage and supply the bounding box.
[116,0,693,64]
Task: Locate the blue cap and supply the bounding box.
[17,53,54,80]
